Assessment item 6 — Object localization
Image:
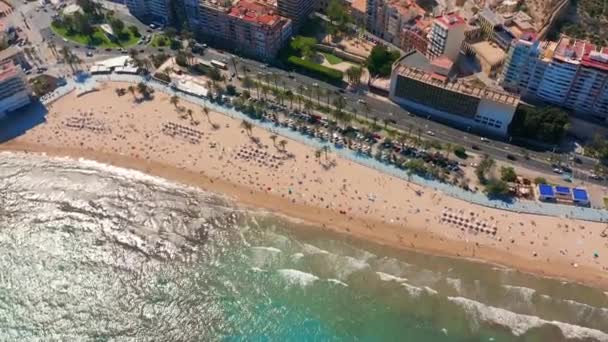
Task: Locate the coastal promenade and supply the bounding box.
[48,73,608,223]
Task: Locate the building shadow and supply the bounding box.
[0,100,48,143]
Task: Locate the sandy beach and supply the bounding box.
[3,81,608,289]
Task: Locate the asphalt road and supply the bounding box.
[15,0,605,186]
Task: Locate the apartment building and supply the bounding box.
[0,60,30,118]
[501,35,608,121]
[366,0,425,45]
[125,0,171,25]
[192,0,292,60]
[276,0,314,30]
[427,12,466,61]
[390,51,519,136]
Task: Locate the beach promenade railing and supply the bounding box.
[93,74,608,223]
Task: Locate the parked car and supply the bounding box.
[506,154,516,161]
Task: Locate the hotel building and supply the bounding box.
[366,0,426,45]
[427,12,466,61]
[0,60,31,118]
[276,0,314,30]
[125,0,171,25]
[189,0,292,60]
[501,35,608,121]
[390,51,519,136]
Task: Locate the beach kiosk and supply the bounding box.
[537,184,555,201]
[572,188,590,206]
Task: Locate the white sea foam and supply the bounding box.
[277,269,319,287]
[300,243,330,255]
[376,272,408,283]
[327,279,349,287]
[248,246,282,268]
[445,277,463,294]
[448,296,608,340]
[290,253,304,262]
[250,267,266,273]
[502,285,536,302]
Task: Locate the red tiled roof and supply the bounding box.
[228,0,283,26]
[434,12,465,29]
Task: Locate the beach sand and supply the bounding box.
[3,81,608,289]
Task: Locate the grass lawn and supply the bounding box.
[51,23,139,48]
[151,34,170,47]
[322,52,344,65]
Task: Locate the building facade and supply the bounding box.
[277,0,314,30]
[501,35,608,122]
[366,0,425,45]
[427,12,466,61]
[125,0,171,25]
[0,60,30,117]
[390,57,519,136]
[191,0,292,60]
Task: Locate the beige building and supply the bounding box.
[0,60,31,117]
[470,41,506,77]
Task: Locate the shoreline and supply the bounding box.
[2,81,608,291]
[3,142,608,291]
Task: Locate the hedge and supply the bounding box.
[287,56,343,82]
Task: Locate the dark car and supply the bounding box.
[471,144,480,150]
[506,154,517,161]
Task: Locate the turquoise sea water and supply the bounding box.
[0,151,607,341]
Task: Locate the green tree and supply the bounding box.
[170,95,180,108]
[500,166,517,182]
[475,155,495,184]
[128,25,140,37]
[109,17,125,36]
[366,45,400,77]
[509,105,569,144]
[290,36,316,60]
[484,179,510,197]
[346,66,363,86]
[327,0,350,33]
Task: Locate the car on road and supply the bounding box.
[287,73,295,79]
[105,48,112,52]
[590,173,604,180]
[480,137,489,143]
[553,168,563,174]
[426,130,435,136]
[506,154,517,161]
[357,99,366,104]
[157,48,164,52]
[86,51,93,57]
[338,89,345,94]
[471,144,480,150]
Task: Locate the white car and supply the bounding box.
[426,130,435,136]
[480,137,489,142]
[553,168,563,174]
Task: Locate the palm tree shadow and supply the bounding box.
[0,100,48,143]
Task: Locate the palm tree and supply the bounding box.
[60,46,74,72]
[271,73,279,89]
[285,90,294,109]
[416,128,422,147]
[445,143,453,159]
[325,89,332,107]
[241,120,253,136]
[269,134,277,147]
[202,106,211,123]
[137,82,149,99]
[187,108,193,121]
[382,118,389,129]
[127,85,136,100]
[278,139,288,151]
[323,145,330,160]
[304,99,313,113]
[315,149,322,160]
[170,95,180,108]
[314,86,322,106]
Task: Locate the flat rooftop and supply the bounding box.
[434,12,466,29]
[471,41,506,65]
[0,59,19,82]
[394,62,519,105]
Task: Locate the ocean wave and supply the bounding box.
[376,272,408,283]
[445,277,463,294]
[502,284,537,302]
[247,246,283,269]
[448,296,608,340]
[277,269,319,288]
[299,243,330,255]
[327,279,349,287]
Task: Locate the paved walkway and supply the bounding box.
[50,74,608,223]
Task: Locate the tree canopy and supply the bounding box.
[366,46,400,77]
[509,105,569,144]
[290,36,317,60]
